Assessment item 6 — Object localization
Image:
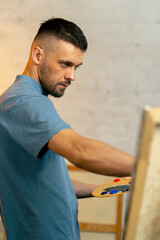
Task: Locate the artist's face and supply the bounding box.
[38,40,84,97]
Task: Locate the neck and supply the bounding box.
[22,62,39,83]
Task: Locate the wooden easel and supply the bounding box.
[122,107,160,240]
[68,165,123,240]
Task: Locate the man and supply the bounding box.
[0,18,134,240]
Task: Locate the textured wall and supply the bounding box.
[0,0,160,239]
[1,0,160,155]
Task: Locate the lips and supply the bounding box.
[59,81,71,88]
[60,84,68,88]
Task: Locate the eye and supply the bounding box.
[75,65,81,70]
[59,60,82,70]
[62,62,70,68]
[59,61,71,68]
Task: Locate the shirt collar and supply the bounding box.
[15,75,48,96]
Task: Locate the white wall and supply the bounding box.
[0,0,160,239]
[1,0,160,154]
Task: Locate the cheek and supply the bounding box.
[40,61,65,81]
[48,67,65,81]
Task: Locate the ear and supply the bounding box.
[31,46,43,65]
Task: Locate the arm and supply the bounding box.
[48,128,134,177]
[71,179,98,199]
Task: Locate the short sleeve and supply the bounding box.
[7,95,71,158]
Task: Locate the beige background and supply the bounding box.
[0,0,160,239]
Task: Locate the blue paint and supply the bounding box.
[104,184,131,193]
[101,191,108,195]
[110,190,119,194]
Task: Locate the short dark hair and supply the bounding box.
[34,18,88,52]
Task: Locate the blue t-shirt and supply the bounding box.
[0,75,80,240]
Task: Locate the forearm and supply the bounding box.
[48,129,134,177]
[74,137,134,177]
[71,179,98,199]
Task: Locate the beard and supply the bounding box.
[39,79,67,98]
[39,63,71,98]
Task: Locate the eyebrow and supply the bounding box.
[59,60,83,68]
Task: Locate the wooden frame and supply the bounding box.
[67,165,123,240]
[122,107,160,240]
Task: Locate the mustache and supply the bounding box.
[58,80,71,86]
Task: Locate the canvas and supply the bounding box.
[122,107,160,240]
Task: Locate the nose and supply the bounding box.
[65,67,75,81]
